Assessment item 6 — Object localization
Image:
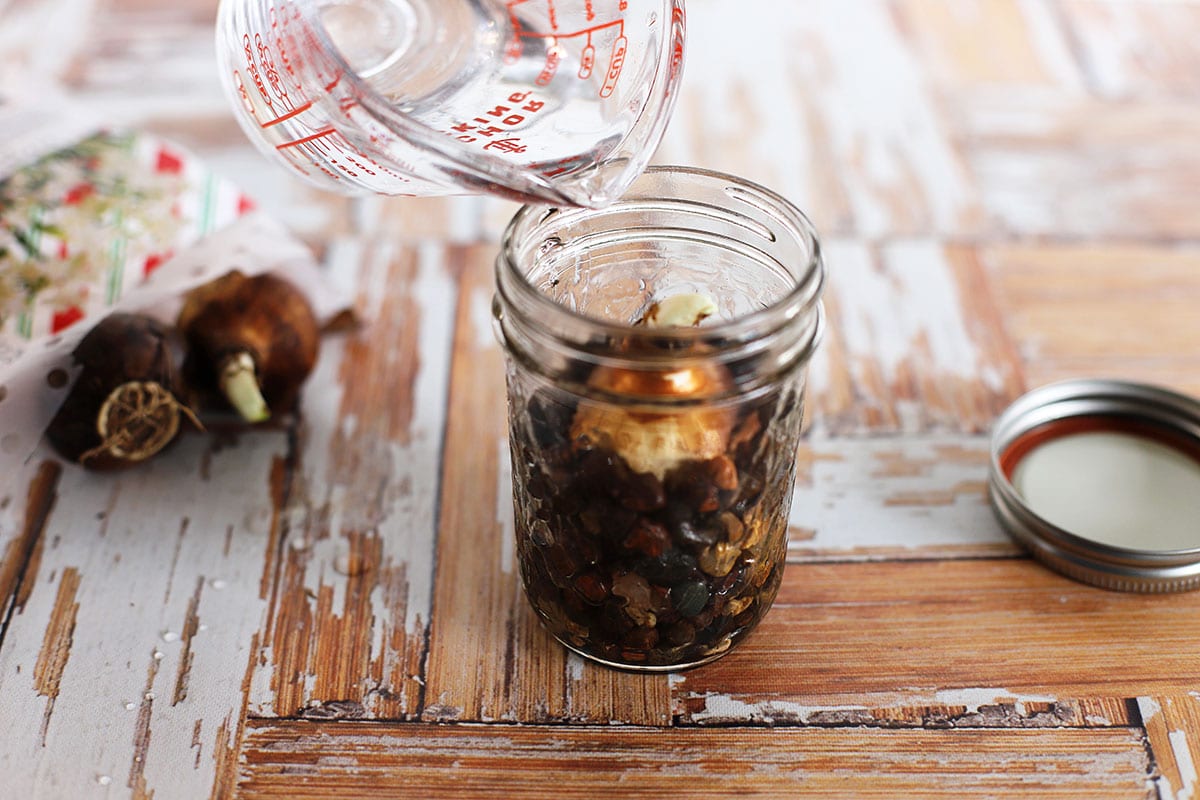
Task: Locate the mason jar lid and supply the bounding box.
[988,379,1200,592]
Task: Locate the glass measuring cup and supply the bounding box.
[216,0,686,207]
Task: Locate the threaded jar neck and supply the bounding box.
[494,166,824,403]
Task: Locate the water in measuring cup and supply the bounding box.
[318,0,646,168]
[219,0,682,205]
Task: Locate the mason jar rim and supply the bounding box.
[496,165,825,353]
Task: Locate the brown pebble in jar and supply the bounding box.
[718,511,746,545]
[725,596,754,618]
[623,518,671,557]
[573,572,611,605]
[542,544,580,587]
[699,541,741,577]
[616,470,667,513]
[673,518,721,552]
[663,620,698,648]
[612,572,656,626]
[600,599,638,637]
[704,455,739,491]
[621,626,659,652]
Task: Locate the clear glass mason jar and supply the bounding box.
[493,166,825,671]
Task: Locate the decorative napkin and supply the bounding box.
[0,91,349,473]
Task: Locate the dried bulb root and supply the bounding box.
[46,313,198,470]
[79,381,201,465]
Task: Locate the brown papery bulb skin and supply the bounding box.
[179,271,319,422]
[570,360,736,479]
[46,313,191,470]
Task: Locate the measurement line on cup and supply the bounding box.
[275,127,336,149]
[260,100,314,128]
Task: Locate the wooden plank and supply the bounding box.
[420,245,671,726]
[672,559,1200,721]
[810,240,1025,436]
[1060,0,1200,99]
[659,0,982,239]
[1139,695,1200,800]
[0,460,60,625]
[238,720,1155,799]
[0,433,287,798]
[960,92,1200,240]
[982,243,1200,396]
[247,238,456,719]
[893,0,1082,89]
[788,433,1017,562]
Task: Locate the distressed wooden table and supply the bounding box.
[3,1,1200,797]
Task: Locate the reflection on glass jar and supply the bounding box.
[493,167,825,671]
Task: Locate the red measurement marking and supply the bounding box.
[325,73,342,92]
[275,127,336,149]
[517,20,623,39]
[669,7,685,86]
[536,46,563,86]
[232,71,255,116]
[260,100,314,128]
[579,44,595,78]
[600,36,627,97]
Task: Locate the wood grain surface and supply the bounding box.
[1,0,1198,798]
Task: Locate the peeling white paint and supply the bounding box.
[0,434,285,796]
[1140,697,1164,723]
[689,692,867,725]
[565,653,587,684]
[687,687,1066,726]
[789,433,1008,554]
[496,437,515,577]
[1169,729,1198,800]
[823,240,989,390]
[470,286,497,352]
[1015,0,1086,90]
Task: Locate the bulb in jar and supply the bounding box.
[569,293,734,479]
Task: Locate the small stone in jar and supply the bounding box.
[702,636,734,658]
[612,572,656,626]
[601,599,637,636]
[621,627,660,651]
[616,470,667,513]
[672,580,710,618]
[623,518,670,558]
[699,542,741,577]
[724,596,754,617]
[529,519,553,547]
[729,411,762,453]
[718,512,746,545]
[542,544,580,585]
[663,620,698,648]
[633,549,697,584]
[673,519,721,552]
[579,502,636,539]
[573,572,610,605]
[704,455,739,491]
